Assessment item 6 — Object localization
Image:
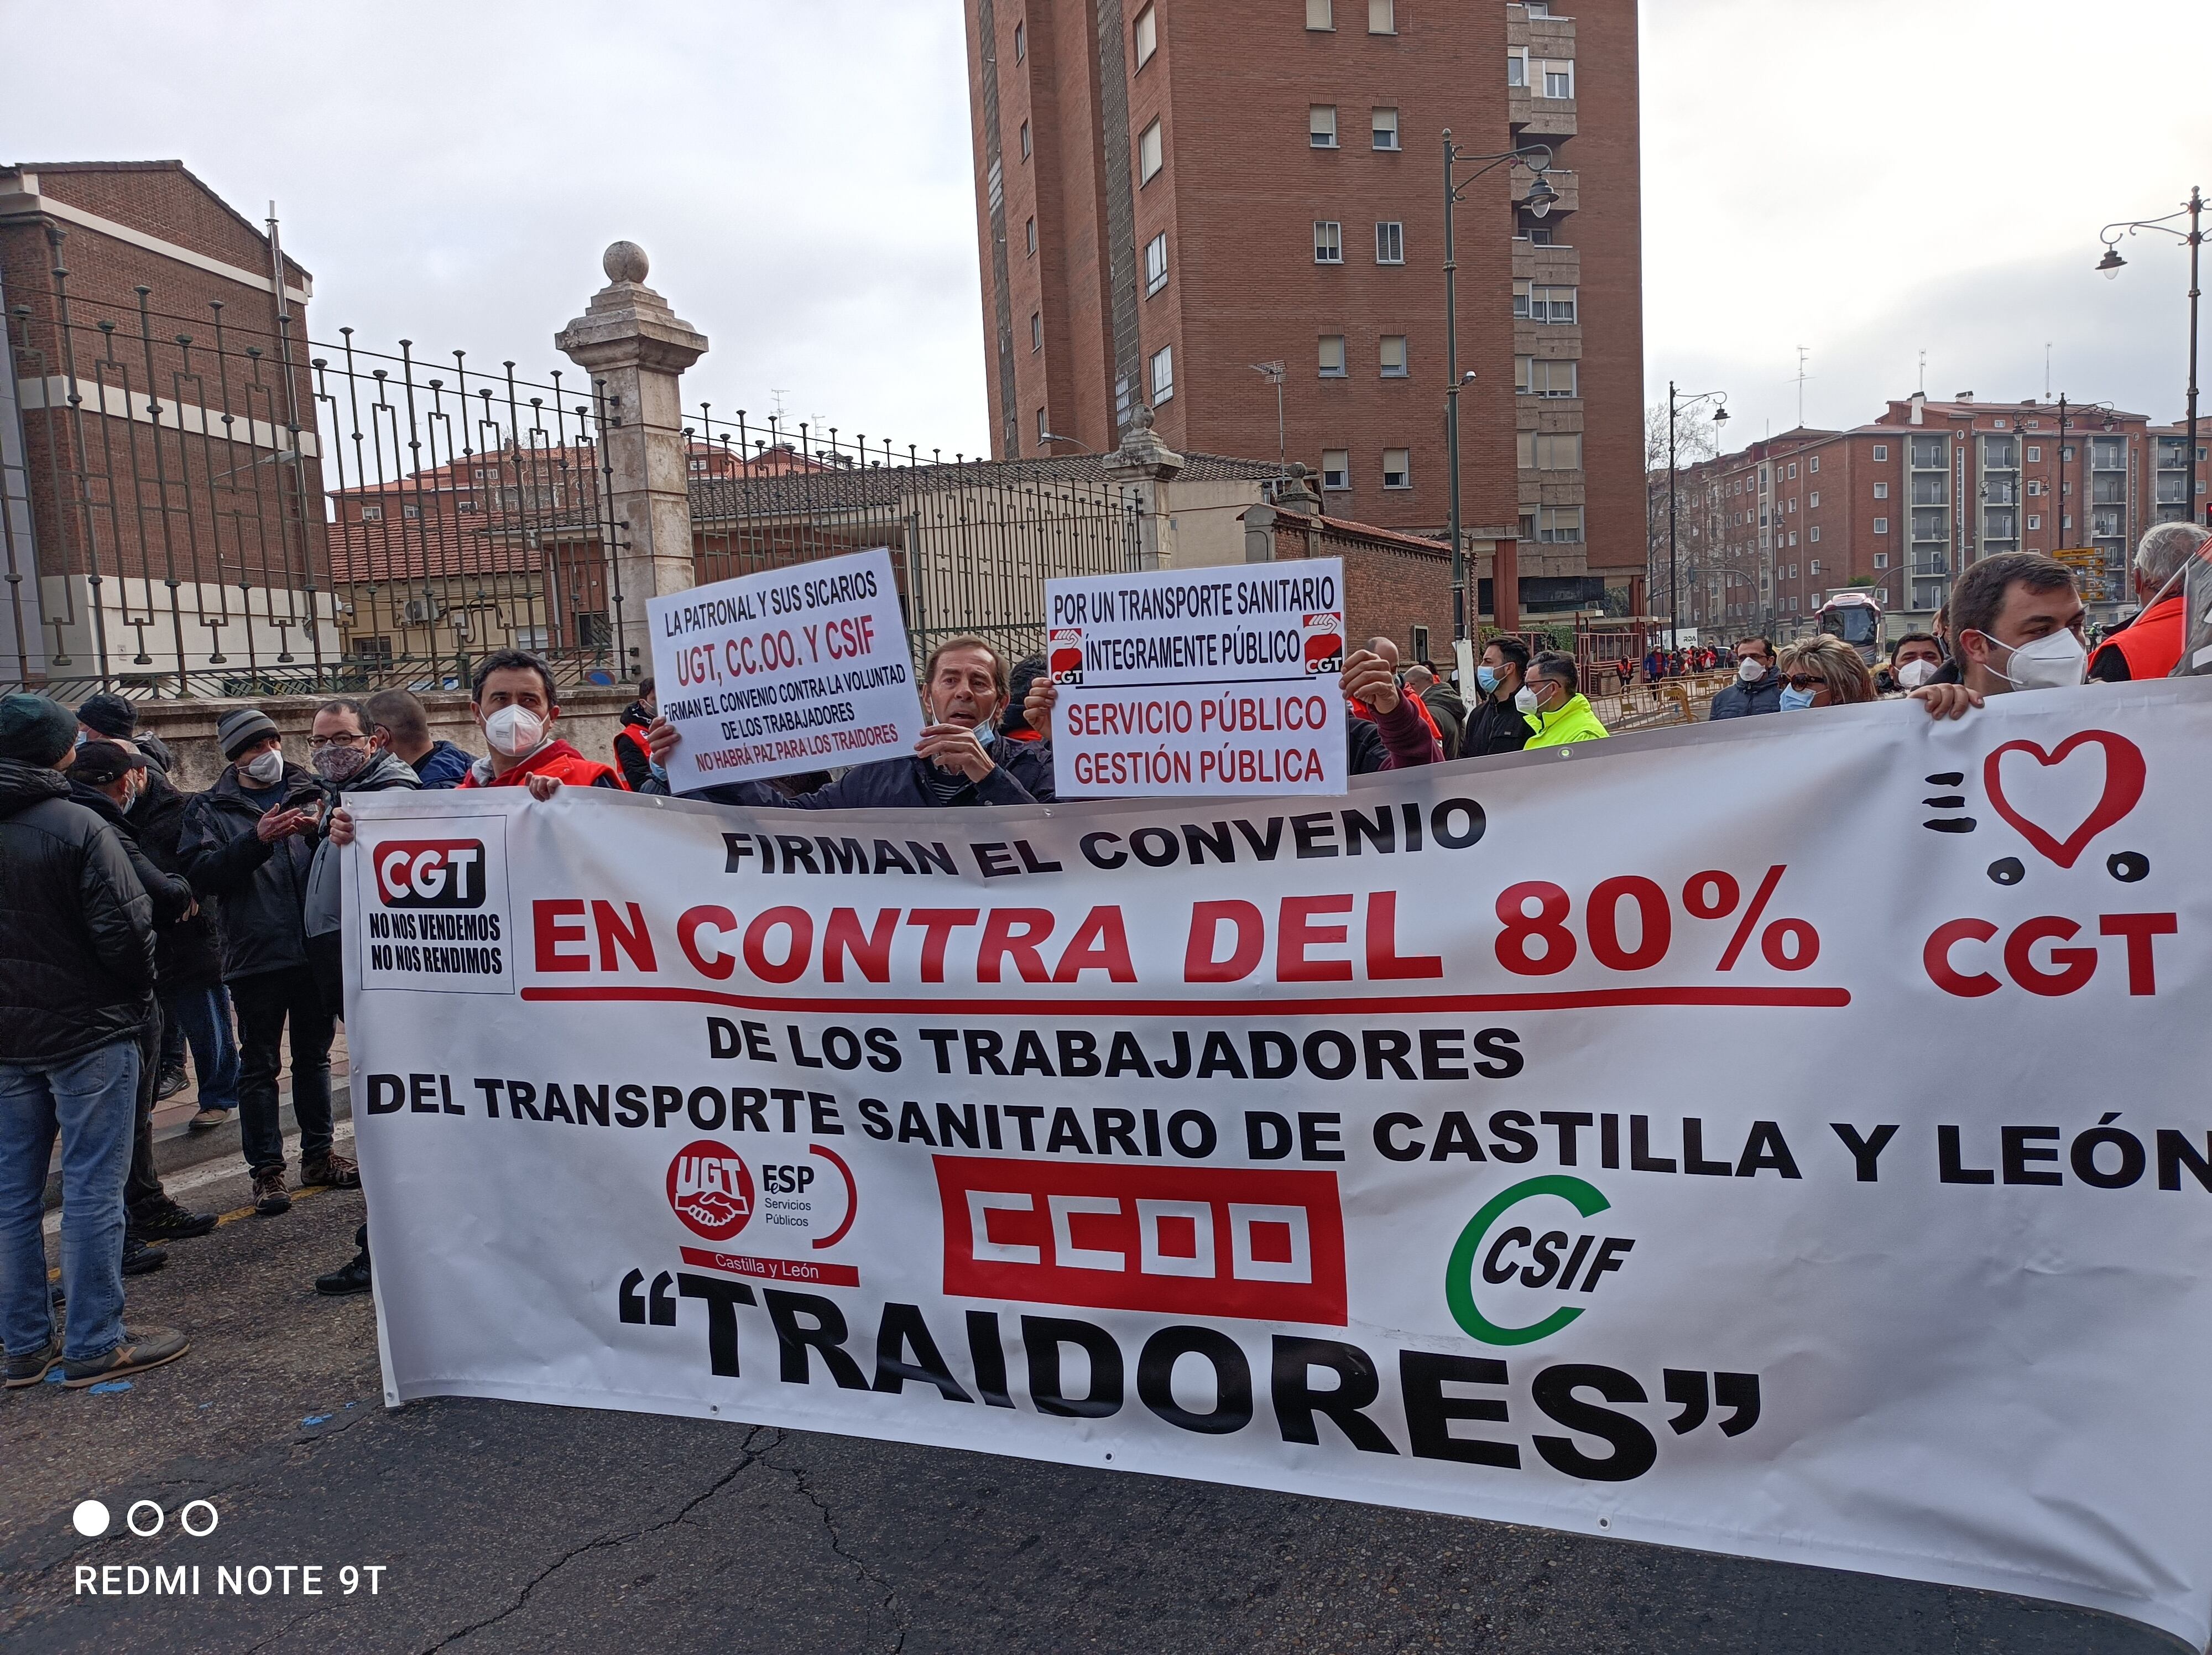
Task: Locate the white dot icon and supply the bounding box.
[71,1500,111,1538]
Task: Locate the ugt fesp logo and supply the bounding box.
[373,840,486,909]
[666,1140,755,1241]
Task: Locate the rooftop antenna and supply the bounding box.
[769,388,789,422]
[1793,345,1811,428]
[1917,350,1927,395]
[2044,342,2052,401]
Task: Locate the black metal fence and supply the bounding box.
[2,247,1148,706]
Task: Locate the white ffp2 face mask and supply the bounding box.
[483,704,546,758]
[242,748,285,785]
[1738,658,1768,684]
[1895,658,1938,690]
[1984,628,2086,692]
[1514,686,1542,716]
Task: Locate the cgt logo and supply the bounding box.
[374,840,487,909]
[934,1156,1345,1324]
[1446,1175,1636,1346]
[667,1139,755,1241]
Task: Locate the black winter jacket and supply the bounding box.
[178,762,326,982]
[0,758,156,1064]
[1463,693,1535,757]
[68,780,194,932]
[1708,674,1782,720]
[123,768,226,991]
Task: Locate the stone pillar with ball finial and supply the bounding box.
[555,241,709,679]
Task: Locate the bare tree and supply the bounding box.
[1646,403,1721,632]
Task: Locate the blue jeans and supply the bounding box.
[161,983,239,1113]
[0,1039,140,1361]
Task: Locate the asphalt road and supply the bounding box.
[1,1153,2175,1655]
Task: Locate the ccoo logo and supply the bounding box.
[666,1140,755,1241]
[374,840,487,909]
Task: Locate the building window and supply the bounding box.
[1382,447,1411,488]
[1516,356,1576,397]
[1020,121,1031,159]
[402,503,421,519]
[1874,553,1888,568]
[1139,119,1162,183]
[1374,221,1404,263]
[1014,20,1024,59]
[1144,231,1168,294]
[1310,105,1338,148]
[1321,448,1350,490]
[2025,479,2042,496]
[359,504,383,521]
[1318,335,1347,377]
[1808,527,1820,544]
[1787,498,1797,512]
[1871,443,1888,461]
[1809,491,1820,507]
[1134,4,1156,66]
[1371,107,1400,150]
[1306,0,1333,28]
[1809,455,1820,472]
[1809,558,1821,573]
[1380,335,1407,377]
[1786,463,1797,479]
[1872,481,1887,499]
[1518,431,1582,469]
[2060,445,2074,462]
[1507,48,1527,86]
[1031,311,1042,352]
[1535,506,1584,543]
[1788,532,1798,547]
[1514,280,1576,322]
[1539,60,1574,98]
[1026,217,1036,255]
[1368,0,1395,33]
[1150,344,1174,403]
[1314,220,1343,263]
[1409,624,1429,663]
[2026,445,2041,461]
[2027,514,2041,530]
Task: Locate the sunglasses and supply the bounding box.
[1782,674,1825,691]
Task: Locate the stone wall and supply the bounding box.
[128,685,640,792]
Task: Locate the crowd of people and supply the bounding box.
[4,523,2205,1392]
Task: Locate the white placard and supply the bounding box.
[1045,560,1348,797]
[648,547,922,793]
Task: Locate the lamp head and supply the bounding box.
[1712,404,1731,425]
[1522,174,1558,218]
[2097,246,2125,280]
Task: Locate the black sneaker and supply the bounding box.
[252,1167,292,1216]
[61,1328,189,1389]
[121,1237,168,1276]
[130,1196,218,1241]
[4,1339,60,1388]
[314,1248,373,1296]
[154,1066,190,1101]
[300,1151,360,1190]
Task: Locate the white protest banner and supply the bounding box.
[348,681,2212,1648]
[648,546,921,793]
[1046,560,1347,797]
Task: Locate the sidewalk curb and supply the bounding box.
[42,1071,353,1212]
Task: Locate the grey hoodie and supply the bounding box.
[303,750,420,939]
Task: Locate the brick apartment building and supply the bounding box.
[0,160,327,690]
[962,0,1645,616]
[1658,392,2203,641]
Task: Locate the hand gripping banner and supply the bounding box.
[346,680,2212,1647]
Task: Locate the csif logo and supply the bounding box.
[1445,1175,1636,1346]
[373,840,487,909]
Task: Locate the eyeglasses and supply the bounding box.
[1782,674,1824,691]
[306,732,368,750]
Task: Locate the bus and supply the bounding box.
[1814,590,1885,662]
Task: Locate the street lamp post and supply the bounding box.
[2099,185,2203,526]
[1443,131,1556,646]
[1666,382,1728,649]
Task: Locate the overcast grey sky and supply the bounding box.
[3,1,2207,459]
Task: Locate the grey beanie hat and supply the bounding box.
[0,693,80,766]
[216,706,281,761]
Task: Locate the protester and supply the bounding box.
[650,635,1055,808]
[999,654,1048,742]
[1520,652,1610,747]
[1352,636,1446,750]
[302,698,421,1014]
[76,690,176,777]
[1464,636,1535,757]
[0,693,189,1389]
[1910,551,2084,720]
[1406,662,1463,760]
[362,687,471,789]
[1880,632,1944,695]
[1775,636,1878,709]
[1709,637,1781,719]
[612,676,658,790]
[2089,521,2210,683]
[460,649,627,792]
[180,707,356,1216]
[66,741,219,1261]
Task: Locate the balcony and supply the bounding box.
[1980,482,2017,505]
[2091,477,2126,506]
[1910,477,1949,506]
[1911,556,1950,579]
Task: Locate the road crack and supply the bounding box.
[760,1430,911,1653]
[416,1423,766,1653]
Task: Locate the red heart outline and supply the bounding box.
[1982,731,2146,868]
